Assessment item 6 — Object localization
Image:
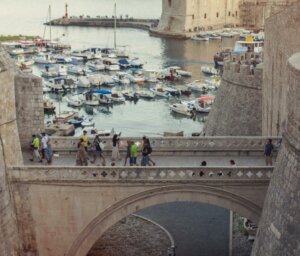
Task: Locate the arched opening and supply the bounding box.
[66,185,262,256]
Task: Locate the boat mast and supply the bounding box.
[114,3,117,49]
[49,5,52,43]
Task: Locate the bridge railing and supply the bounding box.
[44,136,282,155]
[10,166,273,183]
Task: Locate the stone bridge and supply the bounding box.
[10,136,279,256]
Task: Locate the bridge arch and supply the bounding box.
[66,184,261,256]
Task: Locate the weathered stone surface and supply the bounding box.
[203,61,262,136]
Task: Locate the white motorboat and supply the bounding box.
[111,92,125,103]
[209,33,222,40]
[169,103,192,117]
[67,65,86,75]
[164,86,181,96]
[136,90,155,99]
[182,96,215,113]
[100,75,116,87]
[65,95,83,107]
[125,72,145,84]
[52,54,74,64]
[84,48,103,59]
[187,80,209,92]
[41,64,67,78]
[166,66,192,77]
[201,66,219,76]
[103,59,120,71]
[114,46,130,58]
[150,87,170,98]
[122,91,139,101]
[45,77,76,92]
[130,58,143,68]
[33,52,56,64]
[219,31,234,38]
[71,50,94,61]
[80,93,99,106]
[81,117,95,127]
[88,74,103,86]
[92,90,113,104]
[144,70,158,83]
[112,72,131,84]
[86,60,105,71]
[191,34,209,41]
[76,76,91,88]
[15,55,34,67]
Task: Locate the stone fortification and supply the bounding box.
[203,57,263,136]
[251,53,300,256]
[0,49,22,255]
[15,72,44,147]
[262,0,300,136]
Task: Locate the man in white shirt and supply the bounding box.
[41,132,48,162]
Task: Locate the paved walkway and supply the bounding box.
[23,151,268,167]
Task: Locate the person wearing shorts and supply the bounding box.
[130,142,138,166]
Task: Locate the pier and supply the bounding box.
[46,17,159,31]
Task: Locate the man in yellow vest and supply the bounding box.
[30,134,42,163]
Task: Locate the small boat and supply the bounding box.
[80,93,100,106]
[126,72,145,84]
[114,46,130,58]
[33,52,56,64]
[118,59,131,69]
[56,111,78,123]
[65,95,83,107]
[81,117,95,127]
[191,34,209,41]
[144,70,158,83]
[150,87,170,98]
[169,103,192,117]
[101,48,117,58]
[201,66,219,76]
[15,55,34,67]
[136,90,155,99]
[182,96,215,113]
[187,80,209,92]
[103,59,120,71]
[43,98,55,112]
[166,66,192,77]
[76,76,91,88]
[176,85,192,96]
[219,31,234,38]
[93,90,113,104]
[209,33,222,40]
[122,91,139,101]
[112,72,131,84]
[111,92,126,103]
[164,86,181,96]
[86,60,105,71]
[52,54,76,64]
[41,64,67,78]
[68,116,84,127]
[67,65,86,75]
[45,77,76,92]
[130,58,143,68]
[100,75,116,87]
[71,50,94,61]
[84,48,103,59]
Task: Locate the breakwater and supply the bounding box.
[46,17,158,31]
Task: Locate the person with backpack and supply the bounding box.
[90,135,106,166]
[142,137,156,166]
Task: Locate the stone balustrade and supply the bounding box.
[10,166,273,183]
[45,136,282,154]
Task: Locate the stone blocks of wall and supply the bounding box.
[0,49,22,255]
[203,61,263,136]
[15,72,44,147]
[251,53,300,256]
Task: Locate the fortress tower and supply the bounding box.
[157,0,240,35]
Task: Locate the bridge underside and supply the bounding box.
[10,165,270,256]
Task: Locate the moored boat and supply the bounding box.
[169,103,192,117]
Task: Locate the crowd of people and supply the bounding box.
[75,132,156,167]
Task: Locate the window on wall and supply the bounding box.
[204,13,207,19]
[228,11,231,16]
[236,11,238,17]
[216,12,219,18]
[168,0,172,8]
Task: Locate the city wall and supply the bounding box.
[203,58,263,136]
[0,49,23,255]
[252,53,300,256]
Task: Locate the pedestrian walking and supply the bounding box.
[124,140,132,166]
[264,139,274,166]
[142,137,156,166]
[90,135,106,166]
[81,130,89,152]
[130,142,139,166]
[45,139,53,164]
[41,132,49,162]
[76,138,88,166]
[30,134,42,163]
[111,133,121,163]
[141,140,151,166]
[230,160,237,166]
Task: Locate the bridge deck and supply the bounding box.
[22,151,268,167]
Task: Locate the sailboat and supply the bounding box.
[112,3,130,58]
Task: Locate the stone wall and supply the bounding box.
[0,49,22,255]
[262,0,300,135]
[15,72,44,147]
[203,59,263,136]
[251,53,300,256]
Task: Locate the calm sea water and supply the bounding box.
[1,0,236,136]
